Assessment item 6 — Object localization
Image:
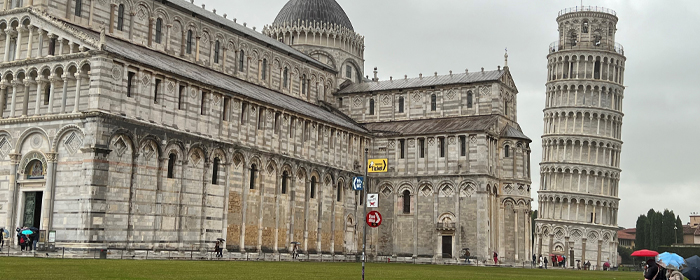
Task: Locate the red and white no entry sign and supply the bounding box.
[366,211,382,228]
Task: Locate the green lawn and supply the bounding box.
[0,257,643,280]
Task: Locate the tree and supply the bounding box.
[635,215,648,250]
[649,210,662,251]
[662,209,676,246]
[618,245,634,265]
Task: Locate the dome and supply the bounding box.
[272,0,354,31]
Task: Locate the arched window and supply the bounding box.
[402,190,411,214]
[155,18,163,44]
[262,59,268,80]
[504,101,508,115]
[249,164,257,189]
[336,182,342,202]
[505,145,510,158]
[346,65,352,79]
[582,21,589,33]
[301,75,307,95]
[43,85,51,105]
[75,0,82,16]
[212,158,220,185]
[430,94,437,111]
[467,91,473,108]
[186,30,193,54]
[281,171,289,194]
[238,50,245,72]
[398,96,404,113]
[283,67,289,88]
[310,176,316,199]
[167,154,176,179]
[214,40,220,63]
[369,99,375,115]
[117,4,125,31]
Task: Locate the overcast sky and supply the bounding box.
[194,0,700,228]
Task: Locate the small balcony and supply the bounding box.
[549,41,625,56]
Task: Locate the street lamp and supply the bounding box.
[674,225,678,244]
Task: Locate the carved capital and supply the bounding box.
[45,152,58,162]
[9,153,22,163]
[80,145,112,157]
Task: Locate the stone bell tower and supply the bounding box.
[535,6,627,269]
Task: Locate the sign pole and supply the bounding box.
[362,148,368,280]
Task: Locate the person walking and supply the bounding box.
[493,252,498,265]
[532,254,537,267]
[544,254,549,269]
[0,227,4,250]
[539,255,544,269]
[292,244,298,260]
[214,241,222,258]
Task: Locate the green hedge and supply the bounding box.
[657,246,700,258]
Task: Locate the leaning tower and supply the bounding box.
[535,6,626,269]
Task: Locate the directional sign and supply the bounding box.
[367,159,388,173]
[352,176,364,191]
[366,211,382,228]
[367,194,378,208]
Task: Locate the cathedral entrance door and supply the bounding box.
[22,191,43,228]
[442,236,452,258]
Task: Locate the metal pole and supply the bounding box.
[362,148,368,280]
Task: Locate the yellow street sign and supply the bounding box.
[368,159,388,173]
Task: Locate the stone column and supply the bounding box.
[548,233,554,259]
[47,76,61,114]
[9,80,19,117]
[165,24,172,51]
[195,36,200,61]
[14,26,23,61]
[21,79,32,116]
[564,236,570,268]
[581,238,587,264]
[128,12,135,40]
[40,153,58,233]
[147,17,154,47]
[537,233,542,257]
[0,82,7,118]
[72,73,84,113]
[60,74,71,113]
[597,239,602,270]
[514,207,519,261]
[6,153,21,247]
[3,29,14,62]
[25,26,33,59]
[109,4,116,34]
[34,79,45,115]
[37,29,44,58]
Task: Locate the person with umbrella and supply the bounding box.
[682,255,700,280]
[290,242,300,259]
[0,227,4,250]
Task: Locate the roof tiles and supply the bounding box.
[338,70,506,94]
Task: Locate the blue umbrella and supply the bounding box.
[21,229,33,235]
[682,255,700,280]
[657,252,686,270]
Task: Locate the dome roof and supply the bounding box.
[273,0,354,31]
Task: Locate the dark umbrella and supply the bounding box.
[216,238,225,241]
[290,241,300,245]
[682,255,700,280]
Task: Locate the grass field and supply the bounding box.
[0,257,643,280]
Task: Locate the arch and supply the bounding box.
[14,127,49,153]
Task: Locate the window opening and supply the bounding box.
[310,176,316,199]
[505,145,510,158]
[283,67,289,88]
[167,154,176,178]
[200,91,207,115]
[257,108,264,130]
[75,0,82,17]
[262,59,268,80]
[178,85,185,109]
[465,91,473,108]
[186,30,193,54]
[582,21,589,33]
[301,75,307,95]
[369,99,375,115]
[43,86,50,105]
[117,4,125,31]
[398,96,404,113]
[399,139,405,159]
[460,136,466,157]
[439,137,445,158]
[402,190,411,214]
[336,182,342,202]
[48,37,56,56]
[7,38,16,61]
[212,158,220,185]
[214,40,220,63]
[281,171,288,194]
[155,18,163,44]
[126,71,135,97]
[249,164,257,189]
[419,138,425,158]
[222,97,230,121]
[238,50,245,71]
[240,103,247,124]
[346,65,352,79]
[431,94,437,111]
[153,78,161,103]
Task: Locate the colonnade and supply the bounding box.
[545,86,623,111]
[540,167,619,196]
[541,139,621,168]
[538,197,618,226]
[548,54,624,85]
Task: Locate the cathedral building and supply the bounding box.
[0,0,532,262]
[535,6,626,269]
